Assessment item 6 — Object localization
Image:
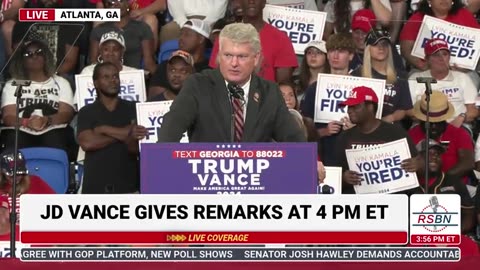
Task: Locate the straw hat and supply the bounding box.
[412,91,454,122]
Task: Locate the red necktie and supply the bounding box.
[232,97,244,142]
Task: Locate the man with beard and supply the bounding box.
[149,50,194,101]
[76,62,148,194]
[335,86,421,194]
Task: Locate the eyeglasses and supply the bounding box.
[23,48,44,58]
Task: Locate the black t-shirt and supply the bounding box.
[335,121,418,194]
[77,99,139,194]
[420,173,474,208]
[351,69,413,118]
[12,22,82,69]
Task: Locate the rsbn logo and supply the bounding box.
[411,196,459,233]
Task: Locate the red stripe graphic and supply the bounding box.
[20,231,408,244]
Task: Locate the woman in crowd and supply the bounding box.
[323,0,392,38]
[1,40,74,152]
[353,29,412,124]
[0,149,55,240]
[92,0,166,50]
[298,40,329,101]
[89,0,156,75]
[81,31,137,74]
[400,0,478,70]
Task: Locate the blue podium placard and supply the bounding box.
[140,143,317,194]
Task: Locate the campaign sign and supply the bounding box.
[75,70,146,110]
[410,194,461,245]
[314,74,385,123]
[263,4,327,54]
[318,166,342,195]
[412,15,480,70]
[346,138,419,194]
[140,143,318,194]
[136,101,188,148]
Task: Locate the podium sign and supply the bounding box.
[140,143,318,194]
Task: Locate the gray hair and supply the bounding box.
[219,23,261,54]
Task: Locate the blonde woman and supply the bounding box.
[352,29,412,124]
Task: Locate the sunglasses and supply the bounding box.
[23,48,44,58]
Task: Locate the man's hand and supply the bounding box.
[449,115,464,128]
[28,116,48,131]
[341,117,356,130]
[129,125,148,141]
[0,207,10,235]
[317,161,326,183]
[343,170,362,185]
[326,121,343,136]
[401,157,421,172]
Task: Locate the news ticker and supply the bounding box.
[19,247,460,262]
[18,194,461,246]
[18,8,120,22]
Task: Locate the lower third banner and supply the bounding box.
[20,247,460,262]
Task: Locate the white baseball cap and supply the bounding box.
[183,19,211,39]
[99,31,126,48]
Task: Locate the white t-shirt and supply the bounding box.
[266,0,318,10]
[1,75,74,118]
[324,0,391,23]
[408,70,477,121]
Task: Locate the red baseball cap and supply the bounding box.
[424,38,450,56]
[351,9,376,33]
[340,86,379,106]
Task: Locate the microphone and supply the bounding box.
[11,80,32,98]
[429,196,439,230]
[429,196,439,213]
[416,77,437,84]
[318,184,335,194]
[227,83,245,101]
[11,80,32,87]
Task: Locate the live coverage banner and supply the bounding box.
[412,15,480,70]
[263,4,326,54]
[140,143,317,194]
[75,70,146,110]
[19,194,409,245]
[314,74,385,123]
[136,101,188,148]
[346,138,419,194]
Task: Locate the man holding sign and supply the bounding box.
[335,86,421,194]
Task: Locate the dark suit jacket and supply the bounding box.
[158,69,306,142]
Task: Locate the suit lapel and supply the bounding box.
[210,70,232,140]
[243,76,261,141]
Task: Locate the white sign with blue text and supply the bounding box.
[412,15,480,70]
[136,101,189,149]
[75,70,146,111]
[263,4,326,55]
[346,138,419,194]
[314,74,385,124]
